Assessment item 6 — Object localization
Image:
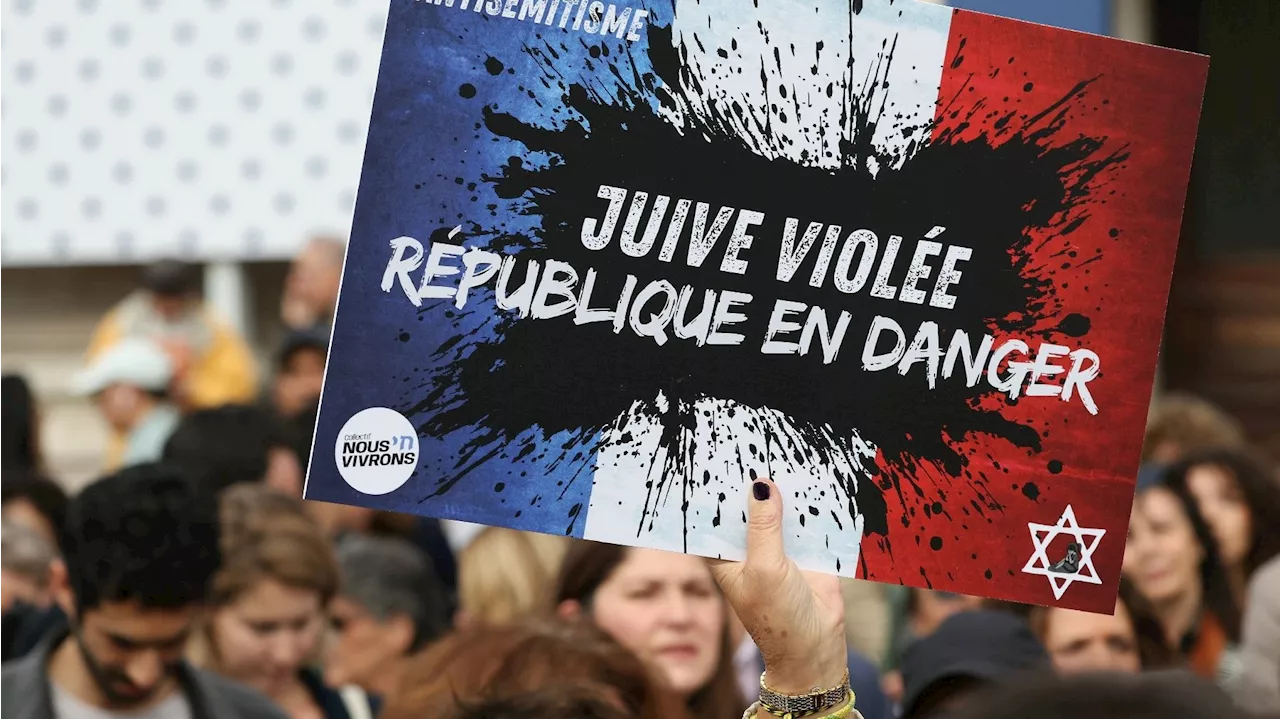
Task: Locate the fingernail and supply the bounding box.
[752,481,770,501]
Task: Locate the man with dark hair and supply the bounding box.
[324,535,452,697]
[1,463,285,719]
[162,405,302,496]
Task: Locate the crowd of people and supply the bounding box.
[2,249,1279,719]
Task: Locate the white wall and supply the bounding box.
[1,0,389,266]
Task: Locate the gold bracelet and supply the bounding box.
[759,669,852,718]
[742,694,858,719]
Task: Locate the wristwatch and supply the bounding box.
[758,669,851,716]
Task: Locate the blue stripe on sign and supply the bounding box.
[946,0,1111,37]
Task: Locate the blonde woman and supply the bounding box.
[456,527,569,626]
[190,485,378,719]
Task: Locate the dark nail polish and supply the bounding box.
[752,481,770,501]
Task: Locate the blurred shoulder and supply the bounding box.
[1249,556,1280,601]
[189,666,289,719]
[2,652,46,718]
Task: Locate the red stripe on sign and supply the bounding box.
[857,9,1207,612]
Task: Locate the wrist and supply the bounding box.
[762,643,848,695]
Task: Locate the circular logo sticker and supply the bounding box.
[334,407,420,495]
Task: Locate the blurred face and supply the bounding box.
[323,596,411,692]
[148,293,194,324]
[96,384,149,431]
[910,590,985,638]
[3,498,59,547]
[70,600,196,708]
[288,245,343,311]
[1148,441,1183,466]
[1041,602,1141,674]
[588,549,724,699]
[1123,489,1203,605]
[274,348,327,417]
[210,578,325,698]
[264,447,304,497]
[1185,464,1251,569]
[1,567,47,612]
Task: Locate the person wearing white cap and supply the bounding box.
[72,338,181,470]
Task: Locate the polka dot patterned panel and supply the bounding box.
[1,0,389,265]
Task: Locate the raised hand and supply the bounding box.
[708,476,849,695]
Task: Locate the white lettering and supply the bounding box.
[720,209,763,275]
[381,236,425,307]
[707,290,751,346]
[862,316,905,372]
[417,241,466,301]
[761,299,806,355]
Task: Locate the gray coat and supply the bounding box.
[1,633,287,719]
[1236,555,1280,714]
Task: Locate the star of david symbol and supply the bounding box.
[1021,505,1106,601]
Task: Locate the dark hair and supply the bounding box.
[62,463,220,612]
[1,472,69,549]
[1117,577,1178,669]
[277,329,330,374]
[951,670,1247,719]
[1,374,39,472]
[336,534,451,651]
[1140,481,1242,642]
[447,686,634,719]
[981,597,1035,620]
[141,259,198,297]
[555,542,743,719]
[1163,448,1280,578]
[284,399,320,472]
[162,405,292,495]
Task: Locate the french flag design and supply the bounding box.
[308,0,1207,611]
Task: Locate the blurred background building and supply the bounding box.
[2,0,390,486]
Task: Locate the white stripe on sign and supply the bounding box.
[850,0,954,176]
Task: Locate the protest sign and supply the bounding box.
[305,0,1209,611]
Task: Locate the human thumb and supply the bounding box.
[746,477,787,573]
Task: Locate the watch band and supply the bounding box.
[758,669,851,717]
[744,693,858,719]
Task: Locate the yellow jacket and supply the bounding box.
[87,293,260,469]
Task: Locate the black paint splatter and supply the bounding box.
[1057,312,1091,337]
[410,16,1124,550]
